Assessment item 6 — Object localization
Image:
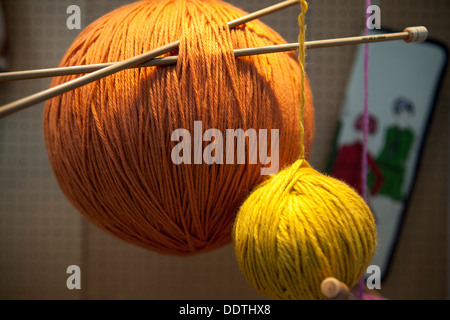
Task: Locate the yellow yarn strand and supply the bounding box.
[232,0,377,300]
[298,0,308,159]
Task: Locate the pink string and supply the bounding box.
[362,1,370,202]
[357,0,371,300]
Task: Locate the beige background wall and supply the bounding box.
[0,0,448,300]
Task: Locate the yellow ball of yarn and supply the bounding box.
[232,159,377,300]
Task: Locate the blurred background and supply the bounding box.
[0,0,448,300]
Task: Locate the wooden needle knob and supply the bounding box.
[404,26,428,43]
[320,277,352,300]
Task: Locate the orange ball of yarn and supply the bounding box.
[43,0,315,256]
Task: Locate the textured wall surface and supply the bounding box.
[0,0,448,300]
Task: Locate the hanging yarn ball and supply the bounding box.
[43,0,315,255]
[232,160,377,300]
[232,0,377,300]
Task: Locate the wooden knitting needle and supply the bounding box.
[0,26,428,82]
[227,0,300,29]
[0,0,300,118]
[321,277,359,300]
